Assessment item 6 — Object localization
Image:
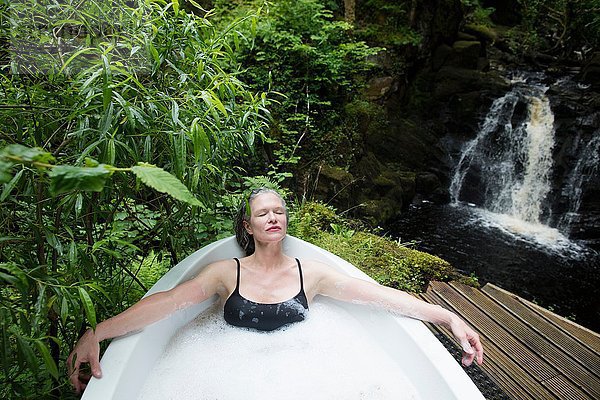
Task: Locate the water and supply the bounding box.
[427,73,600,332]
[449,80,556,223]
[557,132,600,233]
[138,301,420,400]
[389,201,600,332]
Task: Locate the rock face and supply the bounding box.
[546,79,600,246]
[582,52,600,88]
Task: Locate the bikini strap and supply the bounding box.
[233,257,241,291]
[295,258,304,291]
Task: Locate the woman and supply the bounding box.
[68,188,484,394]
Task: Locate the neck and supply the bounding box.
[250,241,288,270]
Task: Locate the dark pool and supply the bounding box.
[388,201,600,333]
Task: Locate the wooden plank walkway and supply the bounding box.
[418,281,600,400]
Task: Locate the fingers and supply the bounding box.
[461,331,484,367]
[451,319,484,367]
[460,338,476,367]
[89,355,103,379]
[67,348,102,394]
[472,335,484,365]
[69,362,83,394]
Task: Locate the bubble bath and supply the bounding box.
[137,300,420,400]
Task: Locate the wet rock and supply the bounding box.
[363,76,397,100]
[432,44,453,71]
[313,164,355,205]
[359,198,401,225]
[415,172,450,203]
[581,52,600,88]
[448,41,481,69]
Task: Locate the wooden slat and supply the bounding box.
[447,282,600,399]
[542,375,593,400]
[423,318,516,400]
[428,282,558,381]
[420,290,557,400]
[483,283,600,354]
[480,283,600,377]
[421,319,550,400]
[420,281,600,400]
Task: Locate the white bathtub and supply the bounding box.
[82,235,484,399]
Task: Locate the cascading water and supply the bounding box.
[450,82,556,221]
[391,72,600,332]
[449,79,577,251]
[557,131,600,234]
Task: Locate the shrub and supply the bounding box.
[290,202,456,292]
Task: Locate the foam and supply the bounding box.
[471,207,587,257]
[137,300,420,400]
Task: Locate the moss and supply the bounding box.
[290,201,459,293]
[360,198,399,224]
[289,201,341,239]
[464,23,498,43]
[373,174,396,189]
[319,165,353,185]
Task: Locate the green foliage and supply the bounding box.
[461,0,496,26]
[0,0,270,397]
[48,165,113,195]
[288,201,341,239]
[1,144,203,205]
[131,163,203,207]
[290,201,456,292]
[356,0,422,47]
[514,0,600,55]
[214,0,382,175]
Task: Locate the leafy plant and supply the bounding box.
[214,0,382,179]
[0,0,270,397]
[515,0,600,55]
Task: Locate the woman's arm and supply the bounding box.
[314,262,484,367]
[67,261,225,394]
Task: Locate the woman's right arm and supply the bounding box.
[67,261,226,394]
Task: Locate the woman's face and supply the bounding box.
[244,192,287,244]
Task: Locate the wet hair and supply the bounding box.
[235,188,288,256]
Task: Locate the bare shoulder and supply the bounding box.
[298,259,348,297]
[194,258,236,280]
[188,258,238,299]
[300,259,344,278]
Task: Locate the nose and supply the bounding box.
[267,211,277,222]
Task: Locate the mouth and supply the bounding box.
[266,226,281,232]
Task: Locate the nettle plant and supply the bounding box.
[0,0,270,397]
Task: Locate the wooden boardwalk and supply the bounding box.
[419,281,600,400]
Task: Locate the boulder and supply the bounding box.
[449,40,481,69]
[358,198,401,226]
[363,76,398,100]
[313,164,355,205]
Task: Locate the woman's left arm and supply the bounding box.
[314,263,484,366]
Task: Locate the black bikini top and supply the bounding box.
[223,258,309,331]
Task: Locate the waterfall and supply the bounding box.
[558,131,600,233]
[449,84,555,225]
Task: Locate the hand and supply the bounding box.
[67,329,103,394]
[449,316,484,367]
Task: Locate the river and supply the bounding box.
[389,200,600,333]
